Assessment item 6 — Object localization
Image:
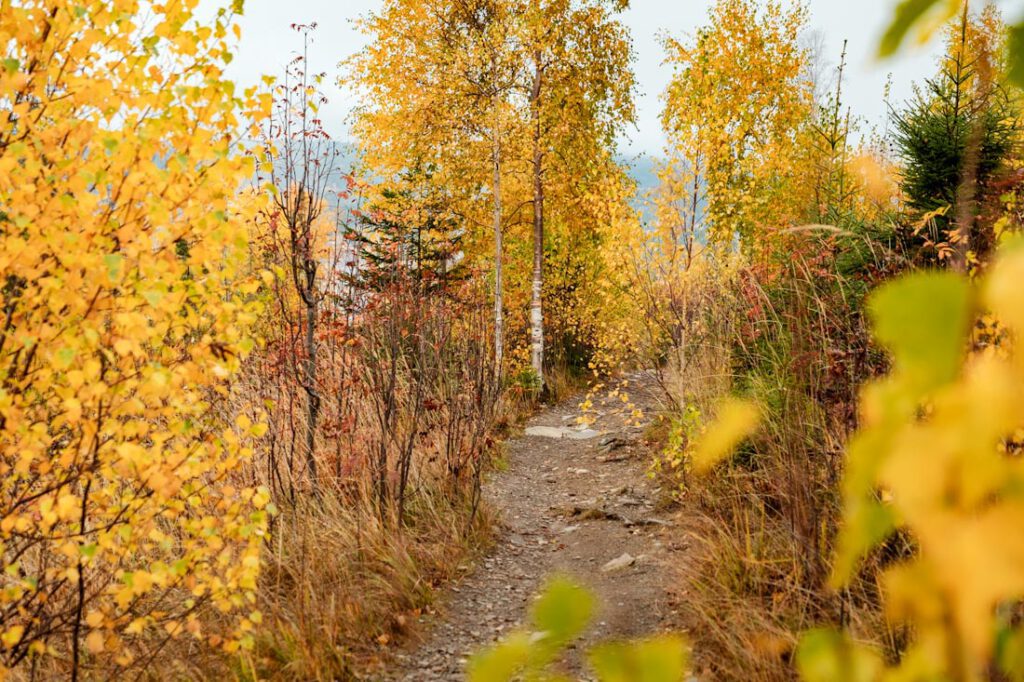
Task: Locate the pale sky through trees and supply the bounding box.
[226,0,949,158]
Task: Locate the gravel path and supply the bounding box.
[386,372,682,680]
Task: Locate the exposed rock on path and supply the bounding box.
[385,373,682,681]
[524,425,601,440]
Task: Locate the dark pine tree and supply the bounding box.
[344,166,466,295]
[890,8,1017,268]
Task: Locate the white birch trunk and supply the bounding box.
[491,124,504,378]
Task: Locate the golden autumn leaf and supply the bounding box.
[691,399,762,473]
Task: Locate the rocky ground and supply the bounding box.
[385,372,687,681]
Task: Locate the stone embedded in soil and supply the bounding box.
[599,435,629,450]
[525,425,567,439]
[525,425,601,440]
[601,553,636,572]
[598,453,630,463]
[628,517,672,528]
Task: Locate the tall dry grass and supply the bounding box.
[221,260,515,679]
[237,490,495,680]
[637,233,908,679]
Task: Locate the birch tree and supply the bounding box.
[350,0,523,374]
[661,0,812,253]
[520,0,635,391]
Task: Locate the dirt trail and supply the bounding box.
[387,372,683,681]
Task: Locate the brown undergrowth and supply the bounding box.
[223,299,577,680]
[638,234,907,680]
[239,490,497,680]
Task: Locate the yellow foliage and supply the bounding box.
[691,399,762,474]
[847,151,901,221]
[660,0,813,252]
[800,241,1024,681]
[0,0,270,671]
[349,0,640,380]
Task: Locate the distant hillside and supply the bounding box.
[341,145,663,228]
[620,152,661,227]
[625,153,660,195]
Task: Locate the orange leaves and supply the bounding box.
[84,631,105,654]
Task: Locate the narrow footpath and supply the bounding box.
[387,372,684,680]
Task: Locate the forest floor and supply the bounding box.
[385,372,688,681]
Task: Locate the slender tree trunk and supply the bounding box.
[491,123,504,377]
[529,62,545,393]
[950,2,973,274]
[687,155,701,270]
[304,289,319,490]
[70,479,91,682]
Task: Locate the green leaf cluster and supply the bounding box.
[467,577,688,682]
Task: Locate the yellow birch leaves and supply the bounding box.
[801,241,1024,681]
[0,0,269,673]
[660,0,812,251]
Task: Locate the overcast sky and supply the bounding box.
[225,0,954,159]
